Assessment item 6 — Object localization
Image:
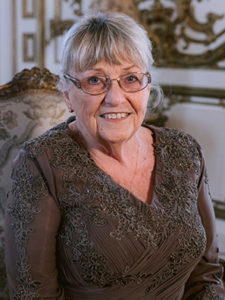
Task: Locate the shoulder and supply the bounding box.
[146,124,201,152]
[21,118,75,159]
[145,124,203,173]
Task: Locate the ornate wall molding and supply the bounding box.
[37,0,46,68]
[146,84,225,127]
[64,0,82,16]
[12,0,44,72]
[48,0,82,41]
[22,0,35,18]
[48,0,225,70]
[161,85,225,107]
[9,0,225,76]
[23,33,36,62]
[49,19,74,40]
[214,200,225,220]
[12,0,17,74]
[138,0,225,69]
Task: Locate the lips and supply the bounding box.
[101,113,130,119]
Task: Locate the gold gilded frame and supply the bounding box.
[37,0,45,67]
[22,0,35,18]
[12,0,45,71]
[12,0,17,74]
[48,0,225,70]
[138,0,225,69]
[23,33,36,62]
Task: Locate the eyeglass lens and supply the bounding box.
[65,72,150,95]
[84,73,149,94]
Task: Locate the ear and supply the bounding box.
[63,90,72,111]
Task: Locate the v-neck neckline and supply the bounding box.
[65,119,159,208]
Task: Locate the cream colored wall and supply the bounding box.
[0,0,13,84]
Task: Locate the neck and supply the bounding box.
[69,120,143,164]
[89,135,140,164]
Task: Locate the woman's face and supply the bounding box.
[64,61,150,147]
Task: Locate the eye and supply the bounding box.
[87,76,101,85]
[125,74,139,83]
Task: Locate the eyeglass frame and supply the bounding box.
[63,72,151,95]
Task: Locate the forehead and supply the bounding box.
[74,61,143,76]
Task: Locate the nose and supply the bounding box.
[104,79,126,106]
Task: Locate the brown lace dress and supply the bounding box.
[5,118,225,299]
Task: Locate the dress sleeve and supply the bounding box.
[5,148,65,299]
[183,151,225,299]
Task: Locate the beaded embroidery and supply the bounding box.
[8,119,222,298]
[7,155,48,299]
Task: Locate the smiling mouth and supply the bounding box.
[101,113,130,119]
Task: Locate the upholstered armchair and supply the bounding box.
[0,67,71,299]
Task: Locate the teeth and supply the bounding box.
[103,113,129,119]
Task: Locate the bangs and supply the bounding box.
[74,41,146,72]
[61,12,153,74]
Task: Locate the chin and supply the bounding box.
[98,130,134,145]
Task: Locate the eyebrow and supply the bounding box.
[90,65,137,72]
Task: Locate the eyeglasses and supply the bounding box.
[63,72,151,95]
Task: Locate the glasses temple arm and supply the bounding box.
[64,74,81,88]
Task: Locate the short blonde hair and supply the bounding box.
[60,11,154,75]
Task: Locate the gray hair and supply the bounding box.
[60,11,154,76]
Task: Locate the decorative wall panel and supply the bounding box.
[9,1,225,73]
[139,0,225,69]
[89,0,225,69]
[23,33,36,62]
[7,0,225,217]
[12,0,39,72]
[22,0,35,18]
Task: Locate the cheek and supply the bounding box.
[76,100,101,128]
[138,91,150,114]
[69,93,89,115]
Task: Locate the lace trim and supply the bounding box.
[196,284,224,300]
[7,156,48,299]
[23,123,207,289]
[10,121,210,294]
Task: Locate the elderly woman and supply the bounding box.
[5,12,225,300]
